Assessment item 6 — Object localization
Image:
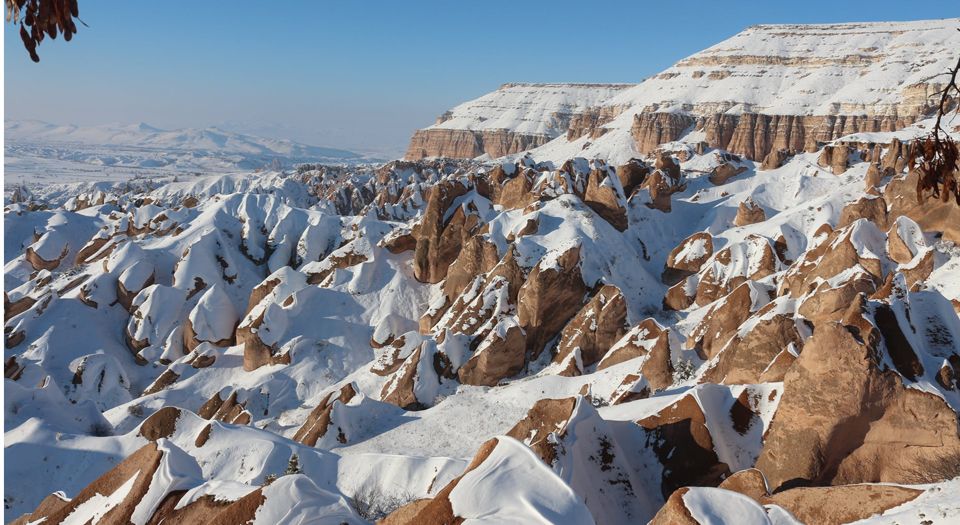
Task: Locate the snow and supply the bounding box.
[682,487,774,525]
[6,17,960,525]
[60,471,139,525]
[5,120,378,187]
[448,437,595,524]
[426,83,632,137]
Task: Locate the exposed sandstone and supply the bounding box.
[583,167,628,231]
[293,383,357,446]
[598,318,676,391]
[637,394,730,497]
[817,144,850,174]
[664,232,713,282]
[760,149,789,170]
[733,198,765,226]
[457,322,527,386]
[755,322,960,491]
[413,180,473,283]
[884,169,960,243]
[632,113,696,155]
[615,158,650,196]
[517,246,588,358]
[707,162,747,185]
[553,285,628,375]
[505,397,577,465]
[838,195,888,229]
[703,314,801,384]
[405,128,550,160]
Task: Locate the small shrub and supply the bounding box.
[673,358,697,383]
[285,453,302,475]
[349,480,416,522]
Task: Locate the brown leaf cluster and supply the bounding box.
[6,0,80,62]
[912,45,960,206]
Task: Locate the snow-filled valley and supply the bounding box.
[5,17,960,525]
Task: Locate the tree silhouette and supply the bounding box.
[6,0,83,62]
[912,41,960,205]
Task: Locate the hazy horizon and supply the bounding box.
[6,1,958,155]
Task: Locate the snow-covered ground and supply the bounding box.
[4,120,380,188]
[5,17,960,525]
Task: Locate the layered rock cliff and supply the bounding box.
[404,83,631,159]
[408,19,960,163]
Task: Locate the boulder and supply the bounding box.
[412,180,472,283]
[837,195,888,229]
[733,198,765,226]
[616,158,650,196]
[517,246,588,358]
[759,149,789,170]
[817,145,850,175]
[583,168,628,231]
[708,162,747,185]
[755,322,960,491]
[664,232,714,283]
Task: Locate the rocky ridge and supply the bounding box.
[6,17,960,525]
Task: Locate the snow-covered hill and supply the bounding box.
[6,120,364,159]
[408,18,960,164]
[6,17,960,525]
[4,120,375,188]
[405,83,632,159]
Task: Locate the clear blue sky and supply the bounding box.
[5,1,959,154]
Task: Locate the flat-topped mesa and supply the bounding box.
[408,19,960,162]
[603,19,960,161]
[404,83,633,160]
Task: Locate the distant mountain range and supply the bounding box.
[5,119,367,161]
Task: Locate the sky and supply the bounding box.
[5,1,959,155]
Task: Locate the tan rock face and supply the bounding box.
[404,128,551,160]
[497,169,537,210]
[442,235,499,301]
[553,285,628,375]
[817,144,850,174]
[293,383,357,446]
[380,344,427,410]
[632,113,696,155]
[616,158,650,197]
[645,170,681,212]
[25,245,69,272]
[637,394,731,498]
[457,322,527,386]
[665,232,714,281]
[598,318,676,391]
[653,476,922,525]
[198,390,252,424]
[704,313,800,384]
[238,309,288,372]
[760,149,789,170]
[781,221,887,298]
[700,112,916,162]
[4,292,36,322]
[583,168,628,231]
[517,246,588,358]
[14,443,166,525]
[688,282,765,360]
[733,198,766,226]
[664,275,697,311]
[708,162,747,185]
[413,180,473,283]
[884,169,960,243]
[838,195,888,229]
[654,152,682,180]
[755,322,960,491]
[506,397,577,465]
